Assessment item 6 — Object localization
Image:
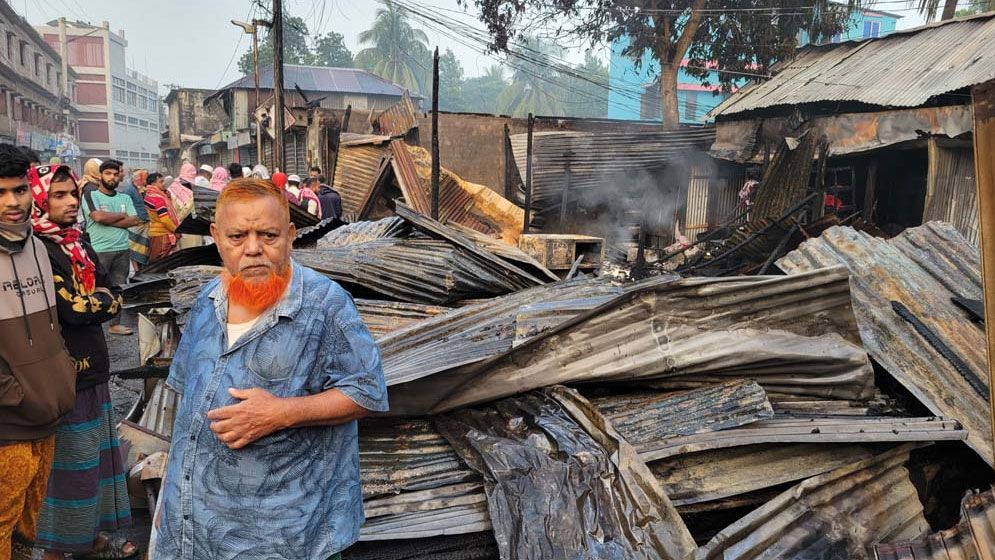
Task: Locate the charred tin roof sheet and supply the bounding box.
[712,13,995,117]
[777,222,992,466]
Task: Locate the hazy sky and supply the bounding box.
[13,0,934,94]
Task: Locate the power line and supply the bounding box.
[215,2,256,90]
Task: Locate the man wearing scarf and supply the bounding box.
[0,145,76,558]
[27,164,136,559]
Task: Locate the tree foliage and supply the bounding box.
[238,16,313,75]
[495,37,566,117]
[313,32,354,67]
[355,0,432,94]
[437,48,466,111]
[461,65,509,113]
[459,0,863,127]
[237,19,354,75]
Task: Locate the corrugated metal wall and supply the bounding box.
[684,165,711,240]
[923,138,978,246]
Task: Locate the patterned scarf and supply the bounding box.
[28,164,97,293]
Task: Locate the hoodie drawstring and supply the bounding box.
[8,253,34,346]
[29,239,55,331]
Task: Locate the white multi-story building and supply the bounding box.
[36,18,160,170]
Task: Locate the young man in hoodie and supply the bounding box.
[0,144,76,557]
[28,164,136,559]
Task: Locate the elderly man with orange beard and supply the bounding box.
[150,177,388,560]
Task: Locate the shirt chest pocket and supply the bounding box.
[244,327,310,386]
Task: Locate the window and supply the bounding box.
[46,64,53,86]
[56,71,61,87]
[863,21,880,38]
[113,86,125,102]
[34,53,41,76]
[115,149,128,157]
[129,151,139,158]
[127,117,139,126]
[138,96,147,110]
[139,119,149,128]
[114,113,127,124]
[6,32,13,60]
[126,81,136,91]
[19,41,26,66]
[683,91,699,121]
[127,91,137,106]
[113,77,125,87]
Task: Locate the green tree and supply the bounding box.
[461,0,861,128]
[953,0,993,17]
[560,51,608,119]
[237,16,313,75]
[496,38,565,117]
[462,64,508,113]
[355,0,432,94]
[436,48,465,111]
[312,31,354,67]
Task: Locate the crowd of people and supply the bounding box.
[1,143,370,560]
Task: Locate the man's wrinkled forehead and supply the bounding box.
[215,196,290,232]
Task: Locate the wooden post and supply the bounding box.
[503,123,514,200]
[863,160,878,221]
[431,47,440,220]
[971,79,995,469]
[327,104,350,188]
[272,0,285,171]
[523,113,534,233]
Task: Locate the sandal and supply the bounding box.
[78,535,140,560]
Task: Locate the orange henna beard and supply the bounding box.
[223,265,292,313]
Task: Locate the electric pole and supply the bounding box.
[272,0,285,171]
[431,47,440,220]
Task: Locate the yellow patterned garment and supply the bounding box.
[0,436,55,555]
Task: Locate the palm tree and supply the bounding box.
[355,1,432,94]
[907,0,993,22]
[496,38,566,117]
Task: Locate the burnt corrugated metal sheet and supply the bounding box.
[712,13,995,117]
[874,487,995,560]
[381,277,649,416]
[652,443,890,507]
[509,128,716,209]
[294,239,532,304]
[435,266,875,413]
[637,416,964,462]
[317,217,410,248]
[354,299,450,339]
[592,381,775,454]
[177,185,319,235]
[333,142,391,221]
[777,223,992,465]
[697,445,930,559]
[358,418,490,541]
[391,139,432,214]
[923,140,979,246]
[376,91,420,137]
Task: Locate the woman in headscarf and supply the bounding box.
[142,172,180,262]
[167,162,197,221]
[28,165,137,560]
[251,164,270,179]
[209,166,230,191]
[81,158,102,195]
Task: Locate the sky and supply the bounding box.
[11,0,939,95]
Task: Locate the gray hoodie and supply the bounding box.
[0,221,75,441]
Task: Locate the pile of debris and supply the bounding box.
[121,206,994,558]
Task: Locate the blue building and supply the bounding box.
[607,6,902,123]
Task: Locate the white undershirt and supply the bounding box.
[227,316,260,349]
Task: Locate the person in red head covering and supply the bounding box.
[27,164,137,559]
